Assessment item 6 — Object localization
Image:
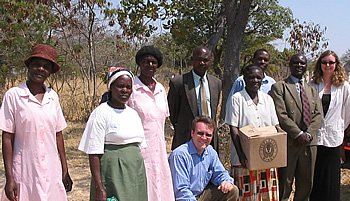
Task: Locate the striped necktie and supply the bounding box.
[299,80,311,126]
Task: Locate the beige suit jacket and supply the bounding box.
[269,76,322,146]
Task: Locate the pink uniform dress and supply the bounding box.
[128,76,175,201]
[0,83,68,201]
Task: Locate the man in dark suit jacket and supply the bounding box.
[168,46,222,151]
[269,53,322,201]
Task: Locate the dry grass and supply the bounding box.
[52,77,107,122]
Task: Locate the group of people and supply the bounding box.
[0,43,349,201]
[225,49,350,201]
[79,45,237,201]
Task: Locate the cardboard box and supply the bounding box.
[239,125,287,171]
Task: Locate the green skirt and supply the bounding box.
[90,143,147,201]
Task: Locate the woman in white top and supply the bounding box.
[225,64,281,201]
[309,50,350,201]
[79,67,147,201]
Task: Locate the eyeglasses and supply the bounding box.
[321,61,336,65]
[196,131,213,138]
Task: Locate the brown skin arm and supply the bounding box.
[56,131,73,192]
[345,124,350,137]
[229,125,247,168]
[2,131,18,201]
[89,154,107,201]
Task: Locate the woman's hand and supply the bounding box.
[237,150,248,168]
[2,132,17,201]
[89,154,106,201]
[229,125,248,168]
[56,131,73,192]
[275,125,284,133]
[95,185,107,201]
[5,178,18,201]
[62,171,73,192]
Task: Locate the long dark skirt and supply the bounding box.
[310,145,341,201]
[90,143,147,201]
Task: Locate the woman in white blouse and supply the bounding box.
[79,68,147,201]
[309,50,350,201]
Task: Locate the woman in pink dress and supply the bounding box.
[0,44,72,201]
[128,45,175,201]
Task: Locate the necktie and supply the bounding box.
[299,80,311,126]
[200,78,209,116]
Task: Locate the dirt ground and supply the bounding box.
[1,122,350,201]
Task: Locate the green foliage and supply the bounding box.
[112,0,296,80]
[151,33,190,74]
[0,0,331,121]
[0,0,57,87]
[116,0,168,38]
[248,0,293,37]
[167,0,222,51]
[239,0,292,70]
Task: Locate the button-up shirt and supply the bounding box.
[225,88,279,165]
[0,82,68,200]
[168,140,234,200]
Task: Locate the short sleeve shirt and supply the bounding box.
[78,103,146,154]
[0,82,68,200]
[225,89,279,165]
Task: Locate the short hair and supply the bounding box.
[191,116,216,131]
[312,50,348,87]
[288,52,307,67]
[253,48,269,59]
[242,64,263,77]
[135,45,163,67]
[191,46,212,60]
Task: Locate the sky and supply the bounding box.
[277,0,350,57]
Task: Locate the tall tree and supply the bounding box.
[49,0,131,119]
[115,0,293,118]
[0,0,131,120]
[220,0,253,118]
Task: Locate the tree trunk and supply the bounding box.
[220,0,253,120]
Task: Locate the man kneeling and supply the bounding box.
[169,116,239,201]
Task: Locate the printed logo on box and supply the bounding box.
[259,138,278,162]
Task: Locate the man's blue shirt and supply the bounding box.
[168,140,234,201]
[229,74,276,96]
